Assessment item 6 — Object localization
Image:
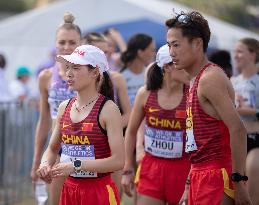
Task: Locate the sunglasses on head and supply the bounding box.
[174,14,192,25]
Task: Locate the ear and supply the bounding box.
[192,38,203,51]
[137,49,144,59]
[91,67,100,79]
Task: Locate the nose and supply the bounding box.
[169,47,175,58]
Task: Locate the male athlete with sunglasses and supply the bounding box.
[166,11,252,205]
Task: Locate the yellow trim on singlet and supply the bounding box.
[134,163,142,184]
[106,185,117,205]
[221,168,235,199]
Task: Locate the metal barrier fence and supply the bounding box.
[0,102,38,205]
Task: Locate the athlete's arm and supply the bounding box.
[121,87,148,196]
[124,86,147,171]
[31,71,52,180]
[199,68,246,173]
[37,99,67,182]
[199,68,251,204]
[79,100,125,173]
[114,72,132,128]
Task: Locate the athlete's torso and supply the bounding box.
[144,88,188,159]
[185,64,231,164]
[60,95,111,178]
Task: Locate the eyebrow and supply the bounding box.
[167,40,178,44]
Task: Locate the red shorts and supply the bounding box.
[59,175,120,205]
[136,153,190,204]
[188,161,234,205]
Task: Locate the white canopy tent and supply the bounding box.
[0,0,258,80]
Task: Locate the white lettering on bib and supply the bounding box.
[60,143,97,177]
[144,125,183,158]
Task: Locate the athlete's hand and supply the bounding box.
[234,182,253,205]
[30,164,39,190]
[179,184,189,205]
[121,172,135,197]
[51,162,74,178]
[37,162,52,184]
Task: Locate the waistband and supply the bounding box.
[191,160,231,171]
[145,152,189,161]
[66,174,112,186]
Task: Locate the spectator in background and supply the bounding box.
[104,28,127,72]
[209,49,233,78]
[231,37,259,205]
[36,48,56,76]
[120,33,156,106]
[30,12,81,205]
[0,54,12,102]
[9,66,31,103]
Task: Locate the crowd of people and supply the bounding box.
[1,8,259,205]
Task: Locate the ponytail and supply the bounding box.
[99,71,114,101]
[146,62,163,91]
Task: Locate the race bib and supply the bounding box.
[60,143,97,178]
[144,125,183,158]
[185,130,198,152]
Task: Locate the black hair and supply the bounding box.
[99,71,114,101]
[0,54,6,69]
[209,50,232,78]
[121,33,153,68]
[165,11,211,52]
[146,62,163,91]
[88,65,114,101]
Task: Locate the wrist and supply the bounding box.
[122,170,134,175]
[231,172,248,183]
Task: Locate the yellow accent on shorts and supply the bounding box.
[134,163,142,184]
[106,185,117,205]
[221,168,235,199]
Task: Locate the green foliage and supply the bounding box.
[173,0,258,33]
[0,0,36,12]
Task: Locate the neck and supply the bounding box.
[162,78,183,95]
[186,54,208,79]
[127,58,145,74]
[76,86,99,107]
[241,64,257,78]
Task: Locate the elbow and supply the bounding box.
[114,153,125,171]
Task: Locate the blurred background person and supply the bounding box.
[30,12,81,205]
[209,49,233,78]
[231,37,259,205]
[9,66,32,103]
[0,53,12,102]
[104,28,127,72]
[120,33,156,107]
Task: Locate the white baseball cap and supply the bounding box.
[156,44,173,68]
[57,45,110,73]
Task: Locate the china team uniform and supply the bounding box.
[136,89,190,204]
[59,95,119,205]
[185,64,234,205]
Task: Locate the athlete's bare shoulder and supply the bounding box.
[199,64,234,101]
[38,68,52,84]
